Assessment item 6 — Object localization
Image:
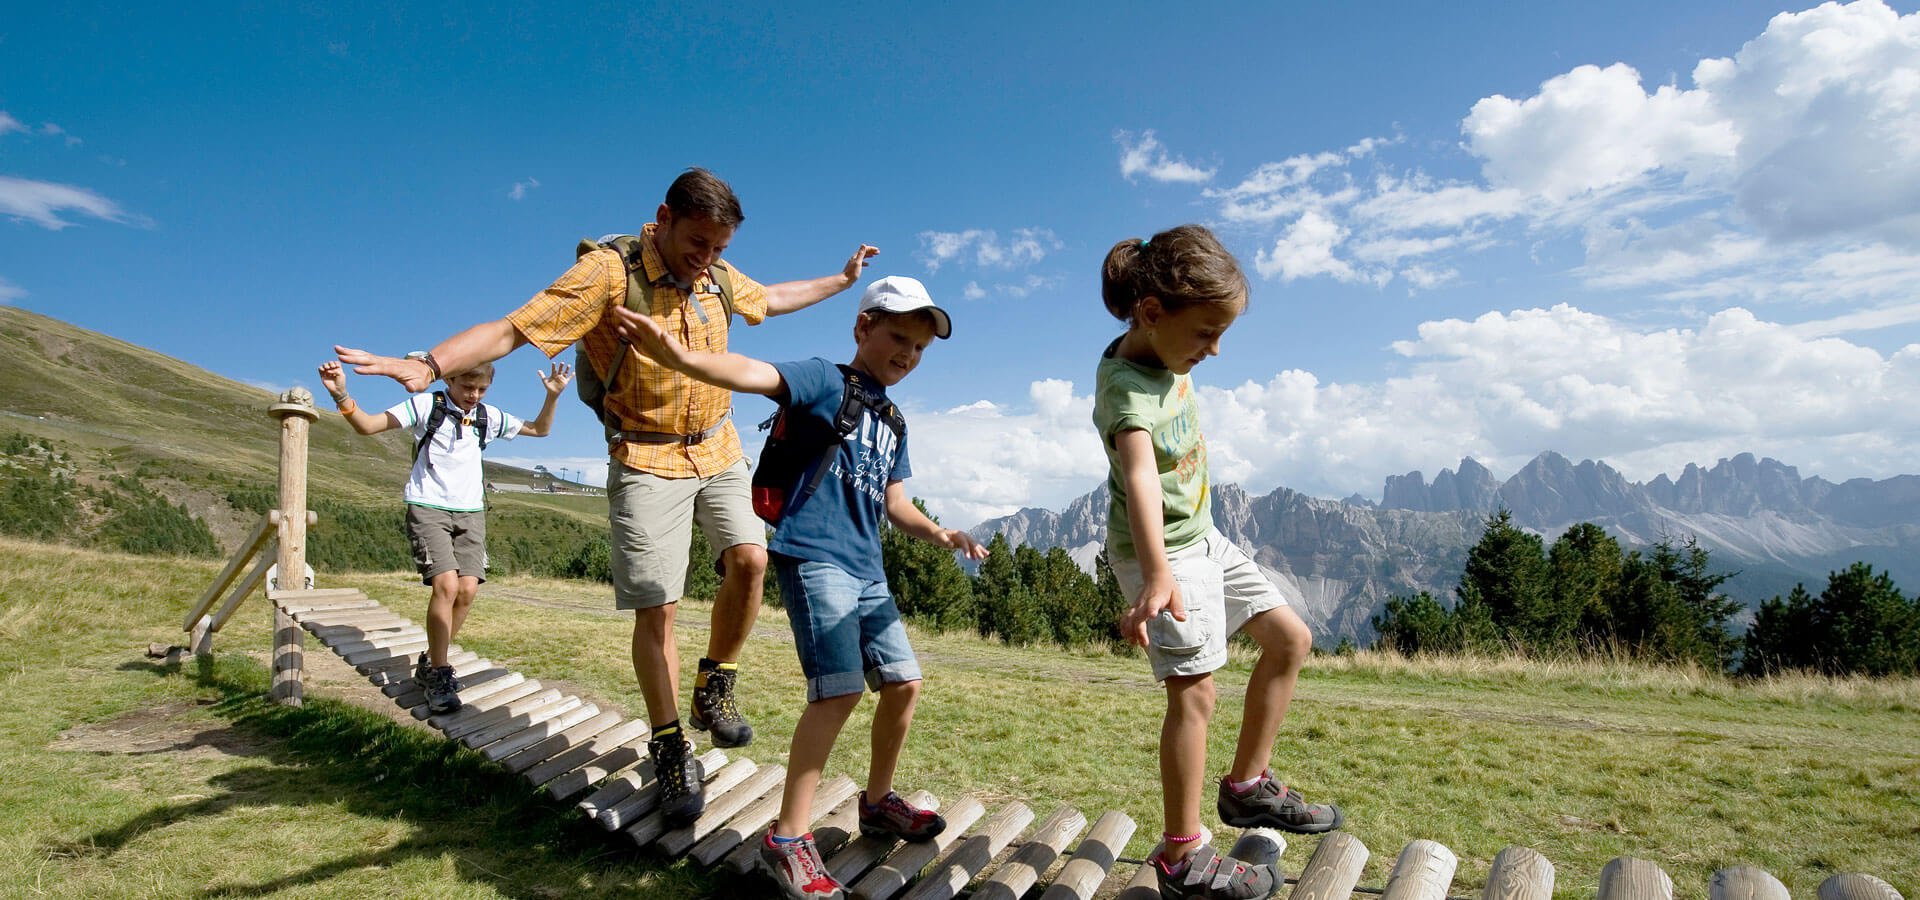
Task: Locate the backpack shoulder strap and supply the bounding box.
[473,403,490,450]
[415,391,451,463]
[708,259,737,320]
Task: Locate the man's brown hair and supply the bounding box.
[664,167,745,227]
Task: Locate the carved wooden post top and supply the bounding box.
[268,387,318,421]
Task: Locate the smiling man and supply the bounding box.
[336,167,878,826]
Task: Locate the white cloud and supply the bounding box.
[916,227,1061,272]
[0,175,137,230]
[963,282,987,300]
[0,276,24,303]
[0,112,25,136]
[1256,211,1363,282]
[912,304,1920,527]
[508,177,540,200]
[1116,130,1216,184]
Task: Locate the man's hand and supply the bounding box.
[335,345,434,392]
[539,361,574,395]
[841,244,880,284]
[936,528,989,561]
[1120,576,1186,648]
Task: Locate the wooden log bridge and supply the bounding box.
[255,585,1907,900]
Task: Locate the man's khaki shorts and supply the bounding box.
[405,504,487,585]
[608,459,766,609]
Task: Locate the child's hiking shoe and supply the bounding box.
[858,790,946,842]
[1153,844,1279,900]
[757,829,844,899]
[424,664,462,714]
[412,651,431,689]
[1217,770,1344,834]
[689,663,754,748]
[649,733,705,825]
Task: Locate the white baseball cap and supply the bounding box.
[856,275,952,339]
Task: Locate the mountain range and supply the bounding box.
[970,453,1920,643]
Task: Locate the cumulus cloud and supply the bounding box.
[916,227,1061,272]
[0,175,138,230]
[1116,130,1217,184]
[907,304,1920,527]
[508,177,540,200]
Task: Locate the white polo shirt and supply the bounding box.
[386,393,523,512]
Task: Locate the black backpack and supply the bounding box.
[751,365,905,525]
[413,391,489,465]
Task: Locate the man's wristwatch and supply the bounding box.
[405,350,444,382]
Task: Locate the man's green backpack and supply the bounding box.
[571,234,736,443]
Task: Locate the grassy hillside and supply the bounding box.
[2,537,1915,899]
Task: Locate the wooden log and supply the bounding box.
[1818,874,1904,900]
[1483,846,1555,900]
[1115,858,1160,900]
[973,806,1088,900]
[267,587,364,603]
[376,652,481,690]
[591,749,729,828]
[289,603,386,623]
[894,801,1035,900]
[420,675,533,725]
[363,644,463,678]
[462,695,583,749]
[1711,865,1789,900]
[532,720,652,796]
[466,695,587,752]
[625,758,759,845]
[724,779,864,874]
[209,545,275,633]
[183,513,277,630]
[696,774,856,868]
[344,638,428,668]
[657,763,789,856]
[308,616,413,636]
[826,791,952,889]
[499,709,621,772]
[1381,839,1458,900]
[1292,831,1371,900]
[1227,828,1286,871]
[271,603,304,707]
[439,687,560,740]
[1598,857,1675,900]
[1038,809,1135,900]
[388,661,498,706]
[189,616,214,660]
[269,391,315,708]
[330,629,431,657]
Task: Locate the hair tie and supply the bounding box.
[1139,238,1150,249]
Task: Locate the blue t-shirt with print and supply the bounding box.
[766,357,910,582]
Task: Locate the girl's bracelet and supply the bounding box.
[337,398,358,416]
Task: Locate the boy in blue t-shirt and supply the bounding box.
[627,275,987,900]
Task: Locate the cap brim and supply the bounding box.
[929,307,952,339]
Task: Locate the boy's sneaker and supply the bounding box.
[689,664,754,748]
[757,830,844,899]
[1154,844,1279,900]
[649,733,705,825]
[1217,770,1344,834]
[858,790,946,842]
[424,664,462,714]
[412,651,431,689]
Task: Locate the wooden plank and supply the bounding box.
[499,709,621,771]
[1381,839,1458,900]
[1818,874,1904,900]
[267,587,364,603]
[1711,865,1789,900]
[1598,857,1675,900]
[1483,846,1555,900]
[387,662,500,707]
[625,758,759,845]
[184,513,277,630]
[462,695,584,750]
[344,638,428,669]
[657,763,788,856]
[290,603,387,623]
[725,780,863,875]
[417,674,530,723]
[439,686,559,739]
[467,695,587,751]
[1038,809,1135,900]
[209,545,275,633]
[1292,831,1371,900]
[590,749,728,827]
[838,794,981,898]
[696,774,855,868]
[532,720,651,796]
[309,617,413,637]
[826,791,949,889]
[330,629,431,657]
[974,806,1086,900]
[893,800,1035,900]
[375,652,482,690]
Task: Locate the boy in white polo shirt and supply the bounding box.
[318,358,572,713]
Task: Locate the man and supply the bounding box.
[336,168,877,824]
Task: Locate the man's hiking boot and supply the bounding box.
[689,663,754,748]
[757,829,844,899]
[1153,844,1279,900]
[423,664,462,714]
[649,733,705,826]
[858,790,946,842]
[1217,770,1344,834]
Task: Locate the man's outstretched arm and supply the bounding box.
[762,244,879,316]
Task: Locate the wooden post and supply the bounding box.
[268,387,317,707]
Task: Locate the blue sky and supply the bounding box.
[6,1,1919,528]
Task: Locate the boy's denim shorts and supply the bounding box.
[1110,526,1290,681]
[772,556,922,702]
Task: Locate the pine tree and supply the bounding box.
[1456,509,1550,649]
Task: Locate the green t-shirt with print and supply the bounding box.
[1092,338,1212,562]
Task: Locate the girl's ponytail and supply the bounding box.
[1101,226,1247,325]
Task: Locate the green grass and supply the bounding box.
[2,537,1916,899]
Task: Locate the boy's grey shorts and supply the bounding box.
[405,504,488,585]
[608,459,767,610]
[1110,526,1289,681]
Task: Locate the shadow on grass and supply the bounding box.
[56,653,726,899]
